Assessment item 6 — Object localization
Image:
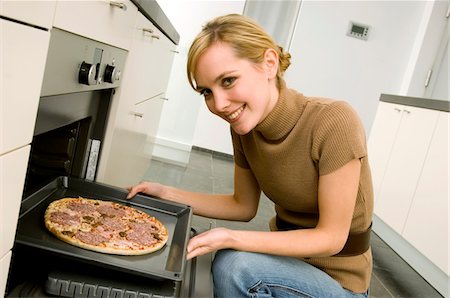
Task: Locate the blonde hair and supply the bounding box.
[187,14,291,90]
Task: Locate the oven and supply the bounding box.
[5,27,198,298]
[23,27,125,196]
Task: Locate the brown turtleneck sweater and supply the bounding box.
[231,80,374,293]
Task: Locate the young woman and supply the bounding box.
[127,14,373,297]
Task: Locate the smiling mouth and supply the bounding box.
[227,105,245,121]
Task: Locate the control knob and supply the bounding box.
[104,64,120,83]
[78,61,97,85]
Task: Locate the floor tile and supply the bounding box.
[370,233,442,298]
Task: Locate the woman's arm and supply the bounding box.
[127,164,262,221]
[186,158,361,259]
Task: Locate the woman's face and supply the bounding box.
[194,42,279,135]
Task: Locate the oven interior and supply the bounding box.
[24,89,111,197]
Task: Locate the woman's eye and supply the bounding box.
[222,77,236,87]
[200,89,212,97]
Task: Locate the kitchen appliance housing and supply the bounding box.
[6,27,194,297]
[23,28,126,196]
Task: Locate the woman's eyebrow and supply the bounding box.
[196,70,237,92]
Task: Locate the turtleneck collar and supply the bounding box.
[254,79,306,141]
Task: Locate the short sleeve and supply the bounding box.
[311,101,367,175]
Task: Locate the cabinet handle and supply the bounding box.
[142,28,154,34]
[110,1,127,10]
[403,109,411,114]
[424,69,432,87]
[394,108,402,112]
[161,97,169,101]
[142,28,160,39]
[132,112,144,118]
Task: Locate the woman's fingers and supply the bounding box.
[186,228,230,259]
[126,182,148,199]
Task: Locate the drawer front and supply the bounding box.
[53,0,137,50]
[0,146,31,258]
[0,251,12,298]
[130,12,176,103]
[0,19,50,155]
[0,0,56,29]
[131,97,165,137]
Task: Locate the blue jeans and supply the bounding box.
[212,249,368,298]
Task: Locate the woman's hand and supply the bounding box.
[187,227,232,260]
[126,181,165,199]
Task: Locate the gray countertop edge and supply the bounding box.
[131,0,180,45]
[380,94,450,112]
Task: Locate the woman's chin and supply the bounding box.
[231,123,252,135]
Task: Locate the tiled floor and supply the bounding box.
[143,148,443,298]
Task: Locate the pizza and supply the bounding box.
[44,197,168,255]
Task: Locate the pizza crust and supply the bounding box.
[44,197,168,255]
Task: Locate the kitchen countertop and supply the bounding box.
[380,94,450,112]
[131,0,180,45]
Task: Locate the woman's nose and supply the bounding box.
[213,91,231,112]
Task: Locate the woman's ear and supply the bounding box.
[263,48,279,79]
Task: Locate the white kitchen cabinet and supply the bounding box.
[371,103,439,234]
[0,15,50,298]
[0,0,56,29]
[0,252,12,298]
[0,146,30,258]
[402,111,449,275]
[129,13,176,104]
[369,96,449,297]
[98,11,176,187]
[368,102,404,197]
[120,12,176,135]
[53,0,137,50]
[0,19,50,156]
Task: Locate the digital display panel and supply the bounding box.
[352,25,365,35]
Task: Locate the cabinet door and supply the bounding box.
[106,11,175,133]
[129,98,165,137]
[125,12,176,105]
[368,102,404,197]
[0,146,30,258]
[403,111,449,275]
[0,0,56,29]
[53,0,137,50]
[0,19,50,155]
[374,105,439,233]
[0,251,12,298]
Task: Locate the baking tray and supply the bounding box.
[15,176,193,282]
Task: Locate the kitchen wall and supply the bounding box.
[153,0,447,161]
[286,1,427,131]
